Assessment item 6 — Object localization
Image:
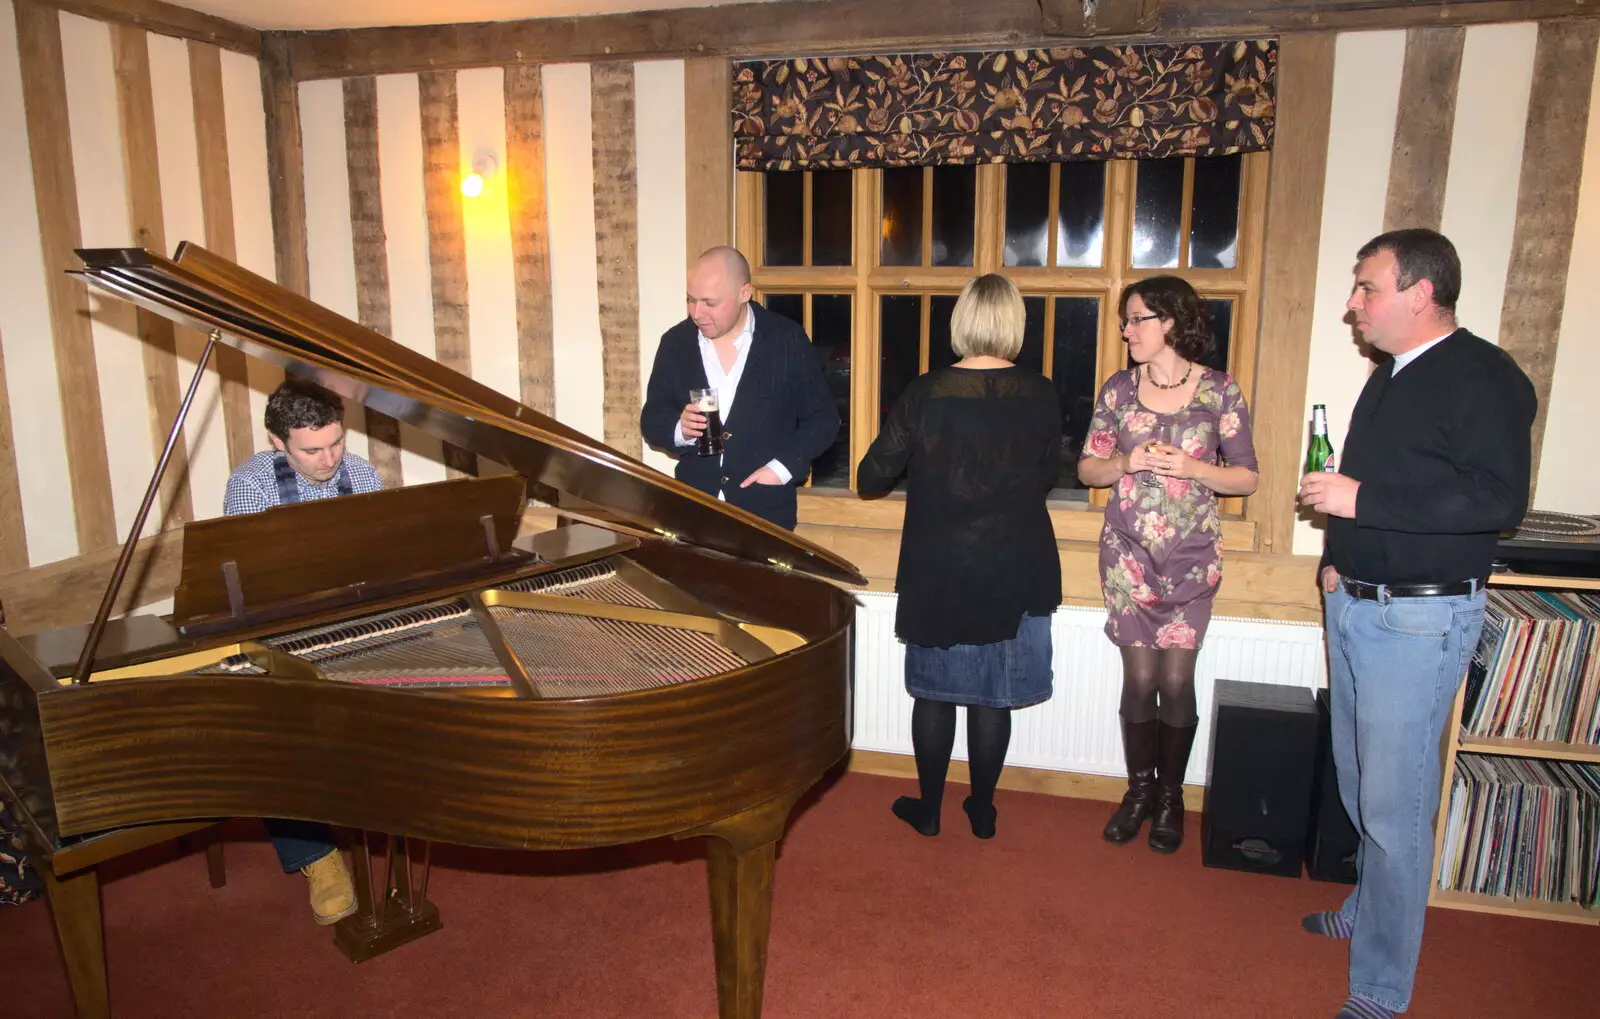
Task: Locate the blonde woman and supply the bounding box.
[857,274,1062,839]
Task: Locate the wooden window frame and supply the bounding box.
[736,153,1269,540]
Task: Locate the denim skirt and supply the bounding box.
[903,612,1054,709]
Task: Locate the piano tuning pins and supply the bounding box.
[766,558,794,573]
[652,527,680,543]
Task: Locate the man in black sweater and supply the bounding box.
[1299,229,1536,1019]
[640,246,839,530]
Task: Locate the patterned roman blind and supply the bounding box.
[734,42,1277,170]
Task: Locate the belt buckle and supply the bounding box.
[1341,577,1383,602]
[1337,575,1388,601]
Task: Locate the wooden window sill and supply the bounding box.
[797,489,1258,552]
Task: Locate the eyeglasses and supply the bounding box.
[1120,313,1161,330]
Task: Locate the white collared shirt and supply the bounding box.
[1390,329,1455,375]
[673,306,792,495]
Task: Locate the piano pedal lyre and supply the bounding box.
[332,831,442,962]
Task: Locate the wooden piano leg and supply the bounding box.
[681,792,802,1019]
[705,837,777,1019]
[39,863,110,1019]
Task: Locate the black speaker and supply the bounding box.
[1201,679,1319,878]
[1306,688,1360,883]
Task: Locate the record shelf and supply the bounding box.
[1429,572,1600,926]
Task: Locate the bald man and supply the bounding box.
[641,246,839,529]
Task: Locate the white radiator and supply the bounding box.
[851,593,1327,786]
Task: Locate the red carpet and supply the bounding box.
[2,771,1594,1018]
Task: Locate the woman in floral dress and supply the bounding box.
[1078,276,1258,853]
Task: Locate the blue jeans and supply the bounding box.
[1323,584,1486,1012]
[264,819,337,872]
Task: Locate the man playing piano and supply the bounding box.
[641,246,839,530]
[221,378,376,925]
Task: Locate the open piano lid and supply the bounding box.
[71,244,865,587]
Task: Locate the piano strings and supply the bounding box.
[188,557,752,696]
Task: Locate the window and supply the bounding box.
[740,154,1268,510]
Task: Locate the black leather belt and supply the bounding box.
[1340,577,1478,600]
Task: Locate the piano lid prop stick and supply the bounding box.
[72,330,220,685]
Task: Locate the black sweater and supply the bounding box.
[857,366,1063,648]
[1324,329,1536,586]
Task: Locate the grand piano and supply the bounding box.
[0,244,864,1018]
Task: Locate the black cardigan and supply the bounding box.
[857,366,1063,648]
[640,302,839,530]
[1323,329,1537,586]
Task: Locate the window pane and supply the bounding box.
[1018,296,1045,374]
[764,171,803,267]
[1205,299,1232,373]
[929,294,958,372]
[1052,297,1100,494]
[1057,161,1106,268]
[810,293,853,487]
[880,168,924,266]
[879,294,921,425]
[764,292,804,329]
[931,166,975,267]
[1132,159,1184,269]
[812,170,853,266]
[1004,163,1050,268]
[1190,156,1242,270]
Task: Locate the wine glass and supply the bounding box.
[1140,422,1179,488]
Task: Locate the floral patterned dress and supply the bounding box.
[1081,367,1257,649]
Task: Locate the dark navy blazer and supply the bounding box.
[640,302,839,530]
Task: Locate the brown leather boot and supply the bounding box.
[302,850,357,926]
[1102,717,1160,844]
[1148,721,1198,854]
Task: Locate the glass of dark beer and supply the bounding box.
[689,388,723,457]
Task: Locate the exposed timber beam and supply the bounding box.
[276,0,1600,81]
[25,0,259,55]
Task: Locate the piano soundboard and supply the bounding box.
[186,558,755,696]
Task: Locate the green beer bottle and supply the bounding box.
[1305,404,1335,474]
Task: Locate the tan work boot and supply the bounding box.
[301,851,358,926]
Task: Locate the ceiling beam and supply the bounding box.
[277,0,1600,81]
[279,0,1044,81]
[25,0,259,54]
[1039,1,1162,37]
[1162,0,1596,35]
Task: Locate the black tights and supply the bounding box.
[909,697,1012,810]
[1118,646,1199,726]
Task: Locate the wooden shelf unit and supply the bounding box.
[1430,888,1600,925]
[1428,572,1600,926]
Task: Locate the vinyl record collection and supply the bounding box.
[1462,589,1600,746]
[1435,754,1600,908]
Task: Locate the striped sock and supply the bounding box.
[1336,994,1397,1019]
[1301,910,1355,939]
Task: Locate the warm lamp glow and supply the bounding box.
[461,151,499,200]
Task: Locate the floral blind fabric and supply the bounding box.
[733,42,1277,170]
